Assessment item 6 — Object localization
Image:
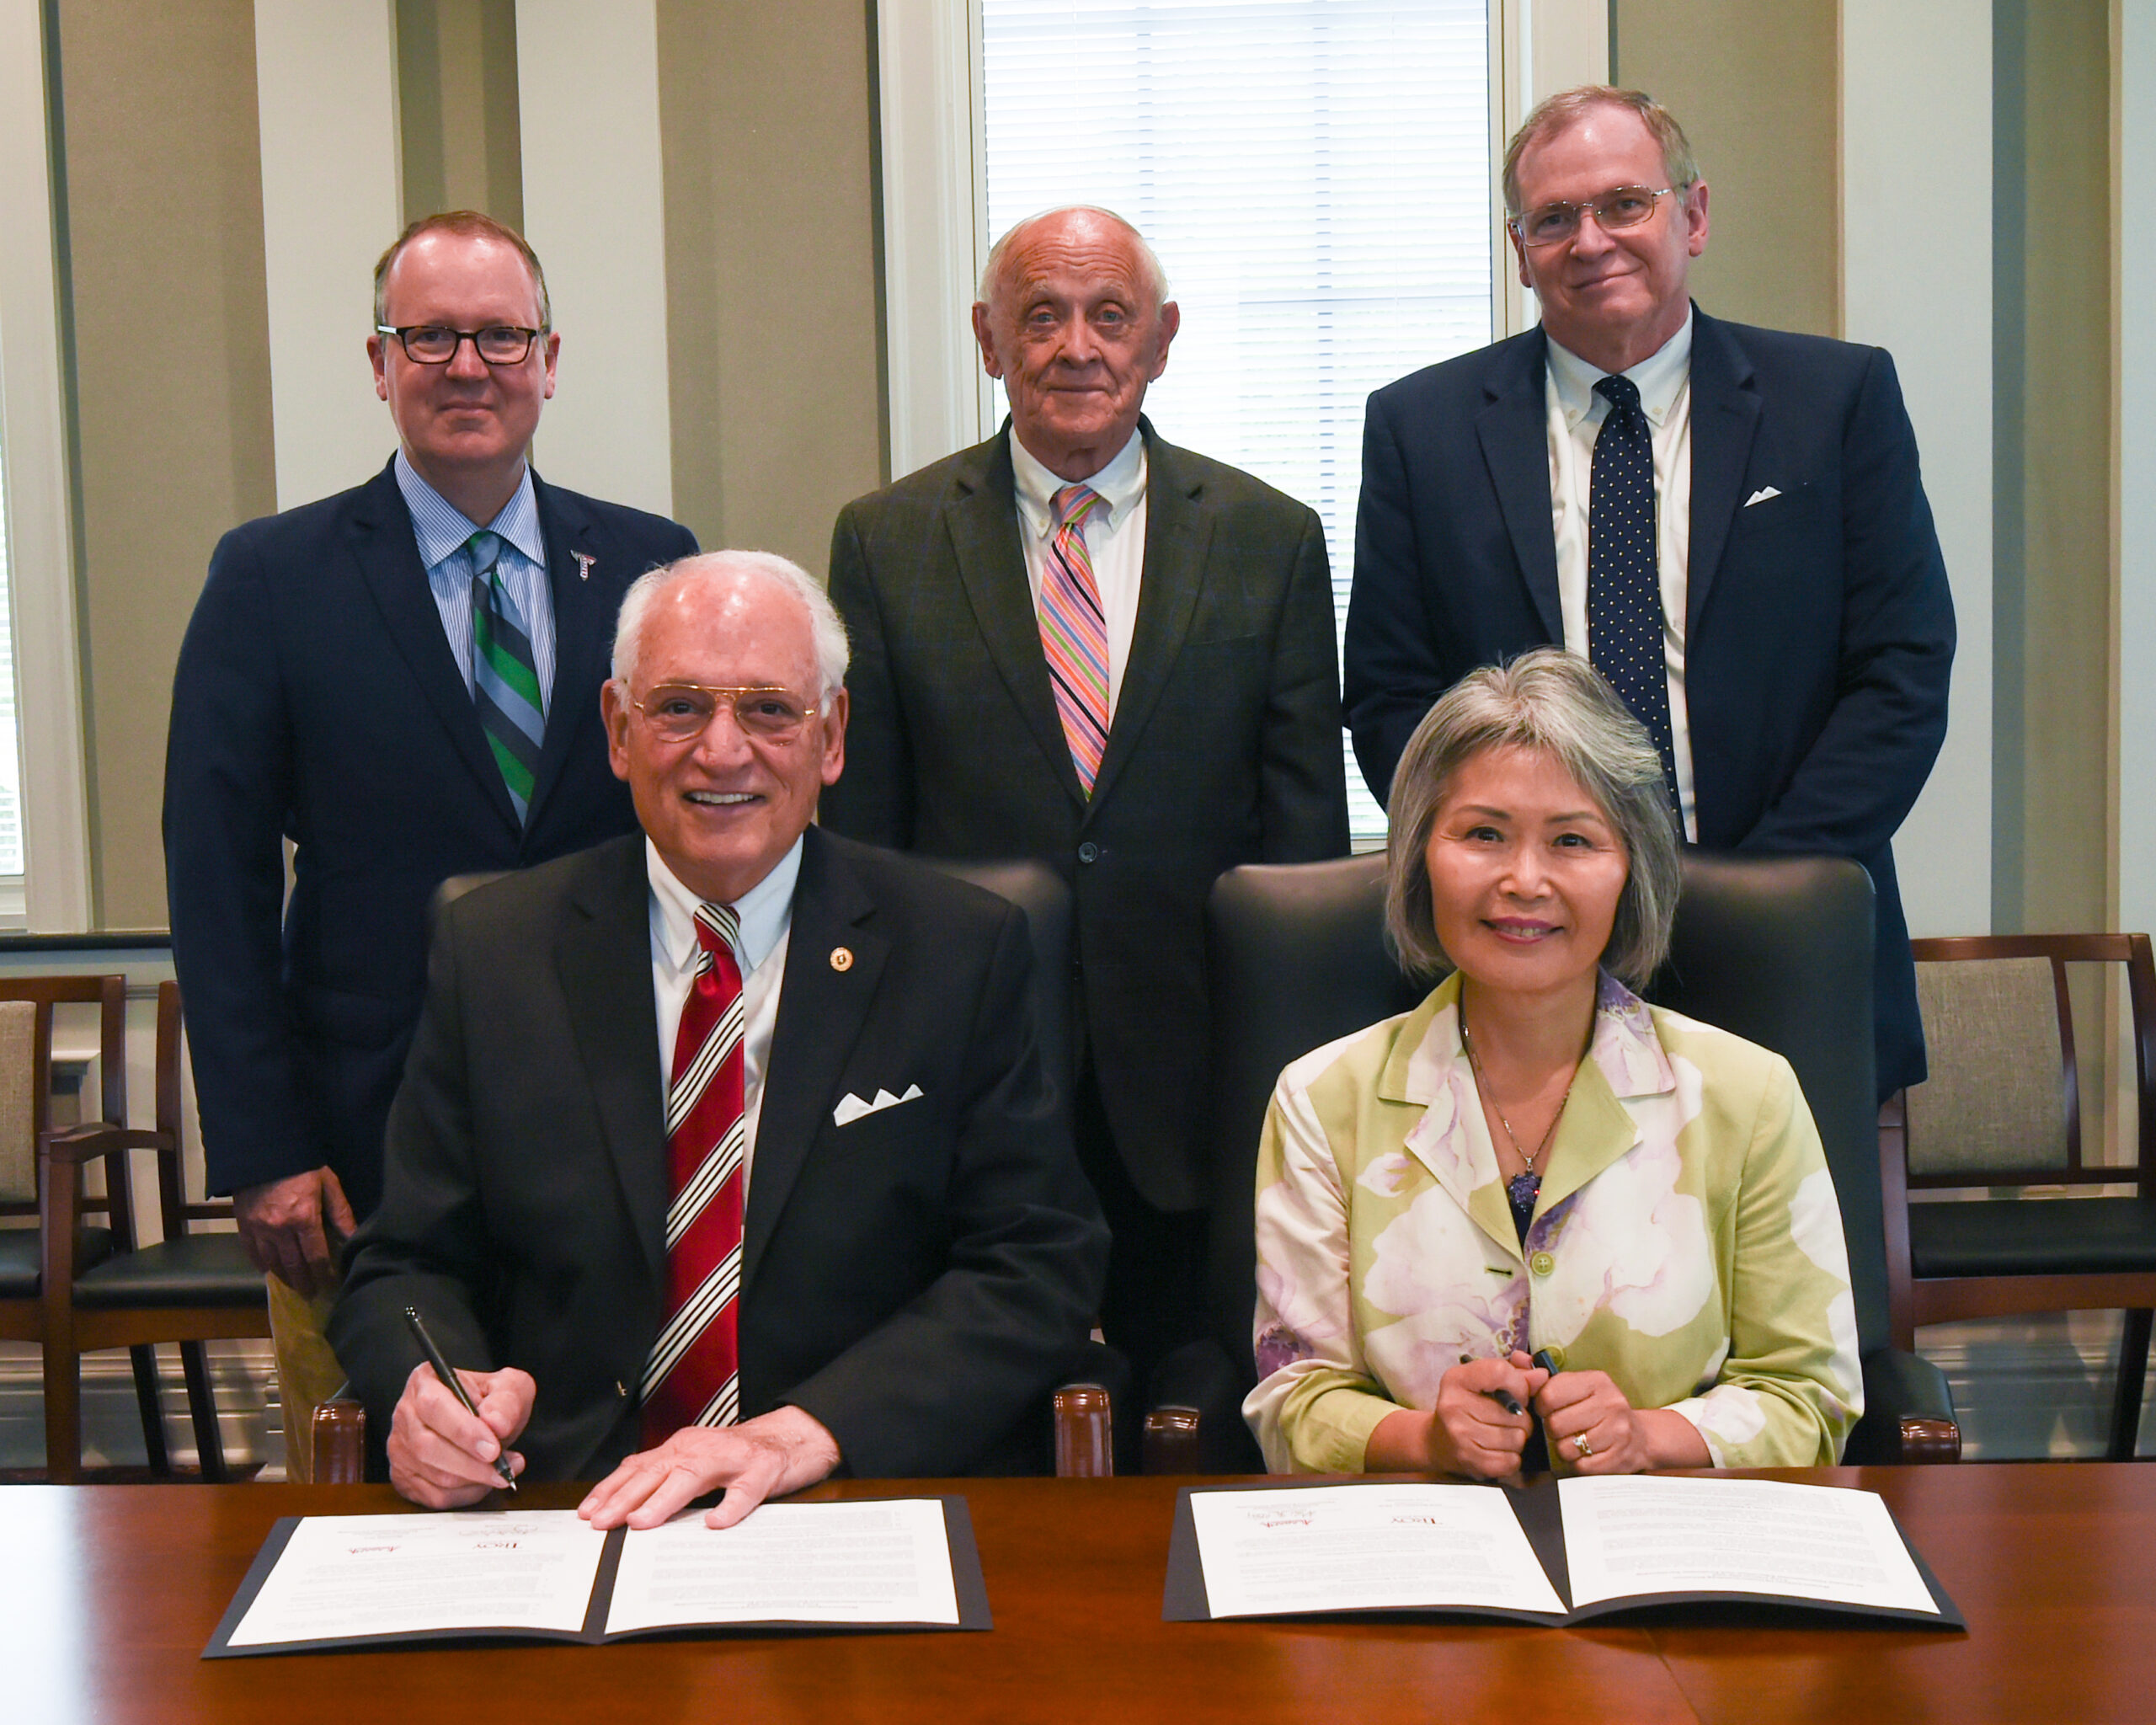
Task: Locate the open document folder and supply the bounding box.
[205,1498,990,1658]
[1166,1476,1962,1630]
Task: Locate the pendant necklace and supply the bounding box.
[1460,1017,1573,1225]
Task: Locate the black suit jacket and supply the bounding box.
[820,421,1351,1210]
[328,828,1109,1482]
[163,458,697,1217]
[1343,310,1956,1092]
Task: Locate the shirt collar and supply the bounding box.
[1010,425,1148,542]
[395,450,547,574]
[646,832,802,978]
[1545,306,1694,432]
[1394,970,1675,1107]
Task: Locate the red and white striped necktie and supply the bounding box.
[1038,482,1111,793]
[641,902,746,1442]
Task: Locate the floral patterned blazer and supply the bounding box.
[1245,971,1863,1474]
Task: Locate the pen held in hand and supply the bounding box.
[1459,1353,1524,1417]
[403,1305,518,1493]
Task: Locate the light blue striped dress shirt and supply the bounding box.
[394,451,558,717]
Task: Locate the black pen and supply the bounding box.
[1459,1352,1524,1417]
[403,1305,517,1493]
[1532,1348,1561,1377]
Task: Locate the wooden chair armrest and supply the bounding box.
[1052,1383,1113,1477]
[1897,1417,1963,1464]
[39,1123,175,1167]
[312,1399,368,1484]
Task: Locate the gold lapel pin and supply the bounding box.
[830,946,854,972]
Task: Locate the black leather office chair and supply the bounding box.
[1151,850,1961,1472]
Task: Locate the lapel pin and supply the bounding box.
[830,946,854,972]
[574,551,596,581]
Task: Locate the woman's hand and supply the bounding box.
[1366,1351,1549,1480]
[1534,1370,1710,1474]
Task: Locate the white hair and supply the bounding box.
[611,550,850,697]
[976,205,1171,308]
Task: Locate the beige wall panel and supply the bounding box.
[2010,0,2111,936]
[397,0,525,227]
[1613,0,1839,337]
[56,2,276,930]
[657,0,884,569]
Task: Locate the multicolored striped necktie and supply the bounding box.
[1039,483,1111,793]
[641,903,747,1443]
[467,530,545,824]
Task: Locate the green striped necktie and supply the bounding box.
[467,530,544,823]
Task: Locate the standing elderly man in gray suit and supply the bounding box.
[822,205,1349,1385]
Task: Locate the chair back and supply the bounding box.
[1900,934,2155,1193]
[1201,850,1890,1413]
[1640,854,1889,1359]
[920,857,1075,1099]
[0,976,128,1223]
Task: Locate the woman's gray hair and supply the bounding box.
[1383,649,1681,988]
[611,550,850,697]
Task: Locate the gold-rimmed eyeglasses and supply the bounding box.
[1508,184,1680,248]
[630,684,821,745]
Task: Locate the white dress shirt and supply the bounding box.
[646,835,800,1196]
[1010,428,1149,720]
[1544,311,1699,839]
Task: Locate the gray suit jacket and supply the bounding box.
[821,420,1349,1210]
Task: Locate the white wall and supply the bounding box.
[515,0,674,515]
[252,0,403,511]
[1842,4,1994,937]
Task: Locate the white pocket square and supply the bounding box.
[833,1083,924,1127]
[1744,486,1783,506]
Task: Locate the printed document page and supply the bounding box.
[1560,1476,1940,1613]
[604,1498,961,1632]
[227,1512,607,1647]
[1188,1483,1566,1618]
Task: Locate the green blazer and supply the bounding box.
[1246,971,1862,1472]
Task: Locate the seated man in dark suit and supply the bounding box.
[329,550,1109,1528]
[1343,87,1956,1099]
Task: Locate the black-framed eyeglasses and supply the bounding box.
[375,323,547,365]
[630,684,822,745]
[1508,185,1680,248]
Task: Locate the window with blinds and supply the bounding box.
[0,434,22,881]
[979,0,1493,844]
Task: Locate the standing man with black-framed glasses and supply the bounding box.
[1345,86,1956,1107]
[164,211,696,1477]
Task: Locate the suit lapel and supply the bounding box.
[946,432,1086,806]
[350,461,521,828]
[1475,328,1565,643]
[1684,308,1763,637]
[557,838,670,1284]
[1088,421,1206,813]
[526,473,612,830]
[743,830,889,1287]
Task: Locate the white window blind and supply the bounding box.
[0,430,22,879]
[980,0,1492,844]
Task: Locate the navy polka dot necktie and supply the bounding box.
[1588,373,1680,818]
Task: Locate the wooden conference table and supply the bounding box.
[3,1464,2146,1724]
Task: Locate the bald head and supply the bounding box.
[970,206,1182,482]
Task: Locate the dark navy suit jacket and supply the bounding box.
[163,457,696,1217]
[1343,308,1955,1094]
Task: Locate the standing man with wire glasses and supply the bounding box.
[164,211,696,1475]
[1344,86,1955,1105]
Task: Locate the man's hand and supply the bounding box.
[233,1166,356,1296]
[387,1361,534,1508]
[578,1406,842,1531]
